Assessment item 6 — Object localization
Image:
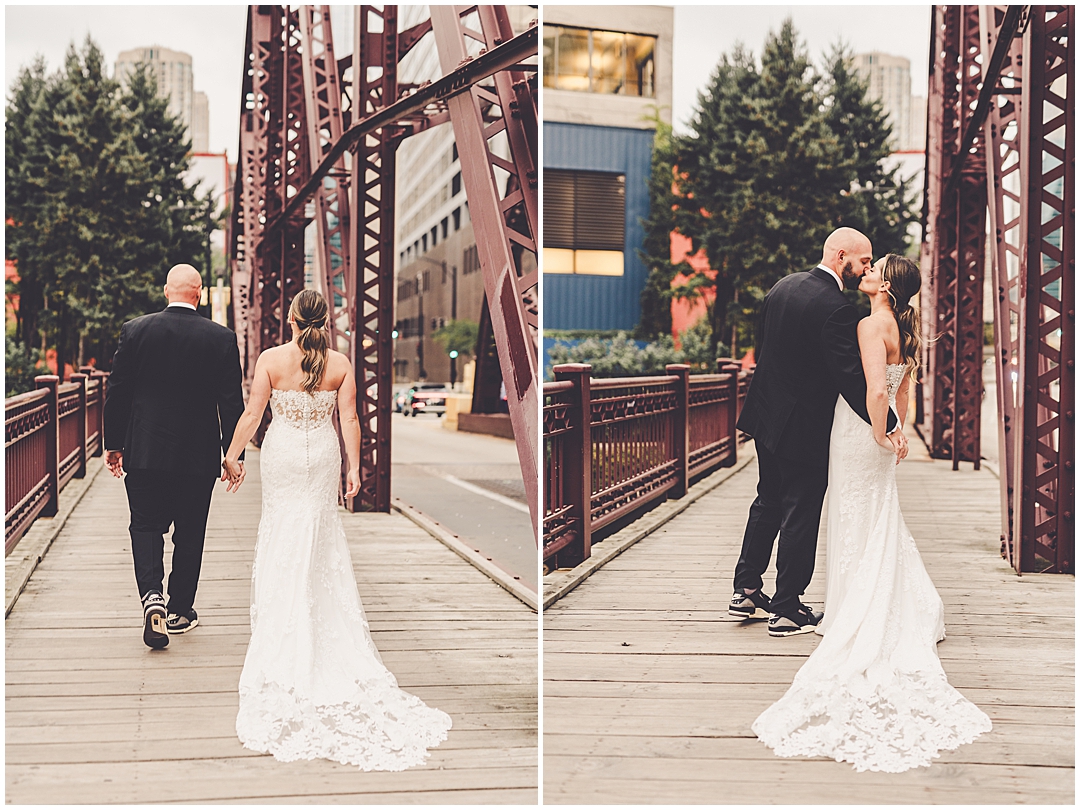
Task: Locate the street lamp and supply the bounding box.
[416,271,426,380]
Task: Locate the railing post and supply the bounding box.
[553,363,592,567]
[34,375,60,518]
[667,364,690,499]
[70,373,88,479]
[93,371,107,457]
[716,357,741,467]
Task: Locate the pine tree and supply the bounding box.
[642,20,918,354]
[635,115,681,340]
[672,21,847,356]
[5,39,215,372]
[823,45,920,259]
[4,58,49,349]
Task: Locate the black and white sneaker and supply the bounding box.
[728,589,773,620]
[768,603,823,637]
[166,609,198,635]
[142,591,169,649]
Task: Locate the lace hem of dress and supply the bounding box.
[237,677,452,772]
[752,671,992,773]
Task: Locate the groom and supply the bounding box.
[103,264,246,649]
[730,228,906,637]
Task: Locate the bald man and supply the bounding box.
[731,228,899,637]
[104,264,245,649]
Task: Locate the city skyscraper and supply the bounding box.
[192,91,210,152]
[853,51,924,151]
[114,45,209,153]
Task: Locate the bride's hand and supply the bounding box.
[875,433,900,461]
[345,468,361,498]
[222,458,244,491]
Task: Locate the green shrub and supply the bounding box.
[6,339,49,397]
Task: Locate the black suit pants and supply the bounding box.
[124,469,216,615]
[733,445,828,617]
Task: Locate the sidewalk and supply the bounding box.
[543,439,1074,804]
[6,450,537,804]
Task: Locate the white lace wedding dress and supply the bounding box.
[752,365,991,772]
[236,388,452,770]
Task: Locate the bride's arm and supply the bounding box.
[857,317,894,451]
[223,352,272,484]
[335,358,362,498]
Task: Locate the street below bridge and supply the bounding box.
[391,412,536,592]
[543,436,1074,804]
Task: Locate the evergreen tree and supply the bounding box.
[5,39,215,372]
[5,58,48,349]
[635,115,682,340]
[639,20,918,354]
[822,44,920,259]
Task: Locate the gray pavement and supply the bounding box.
[390,412,537,592]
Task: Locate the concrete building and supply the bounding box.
[391,5,537,386]
[191,91,210,153]
[852,51,924,152]
[542,5,674,331]
[114,46,208,153]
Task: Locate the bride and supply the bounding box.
[752,254,992,773]
[222,289,451,771]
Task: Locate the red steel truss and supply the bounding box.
[228,6,539,531]
[923,5,1073,573]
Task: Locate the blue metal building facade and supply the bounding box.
[543,122,655,331]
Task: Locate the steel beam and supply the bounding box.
[982,4,1026,568]
[921,5,984,467]
[430,6,540,540]
[1014,5,1073,573]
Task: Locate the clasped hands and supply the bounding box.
[876,429,909,464]
[222,458,246,492]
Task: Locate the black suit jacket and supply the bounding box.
[104,306,245,478]
[736,267,897,463]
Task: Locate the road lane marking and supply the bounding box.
[436,472,531,514]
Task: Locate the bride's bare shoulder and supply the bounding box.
[323,350,353,388]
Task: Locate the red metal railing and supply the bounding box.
[544,359,752,570]
[5,372,107,555]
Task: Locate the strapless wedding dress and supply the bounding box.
[752,365,991,772]
[235,388,451,770]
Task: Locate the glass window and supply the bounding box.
[554,26,590,92]
[542,169,625,276]
[543,25,656,97]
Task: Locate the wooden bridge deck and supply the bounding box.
[6,450,537,804]
[543,441,1074,805]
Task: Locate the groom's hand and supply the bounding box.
[222,459,246,492]
[888,430,908,463]
[105,450,125,478]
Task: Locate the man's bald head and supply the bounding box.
[821,227,873,290]
[164,264,202,306]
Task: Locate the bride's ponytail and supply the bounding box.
[881,255,923,382]
[288,289,330,394]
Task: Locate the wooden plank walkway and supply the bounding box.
[6,450,537,804]
[543,441,1074,804]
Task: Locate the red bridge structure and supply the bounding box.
[920,5,1073,573]
[542,4,1073,577]
[226,5,538,535]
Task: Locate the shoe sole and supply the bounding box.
[728,607,769,620]
[768,623,817,637]
[167,617,199,635]
[144,607,169,649]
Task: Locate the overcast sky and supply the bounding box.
[672,5,932,134]
[5,5,248,160]
[6,4,932,155]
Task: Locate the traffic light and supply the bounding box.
[449,350,458,359]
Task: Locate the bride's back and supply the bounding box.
[263,342,350,393]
